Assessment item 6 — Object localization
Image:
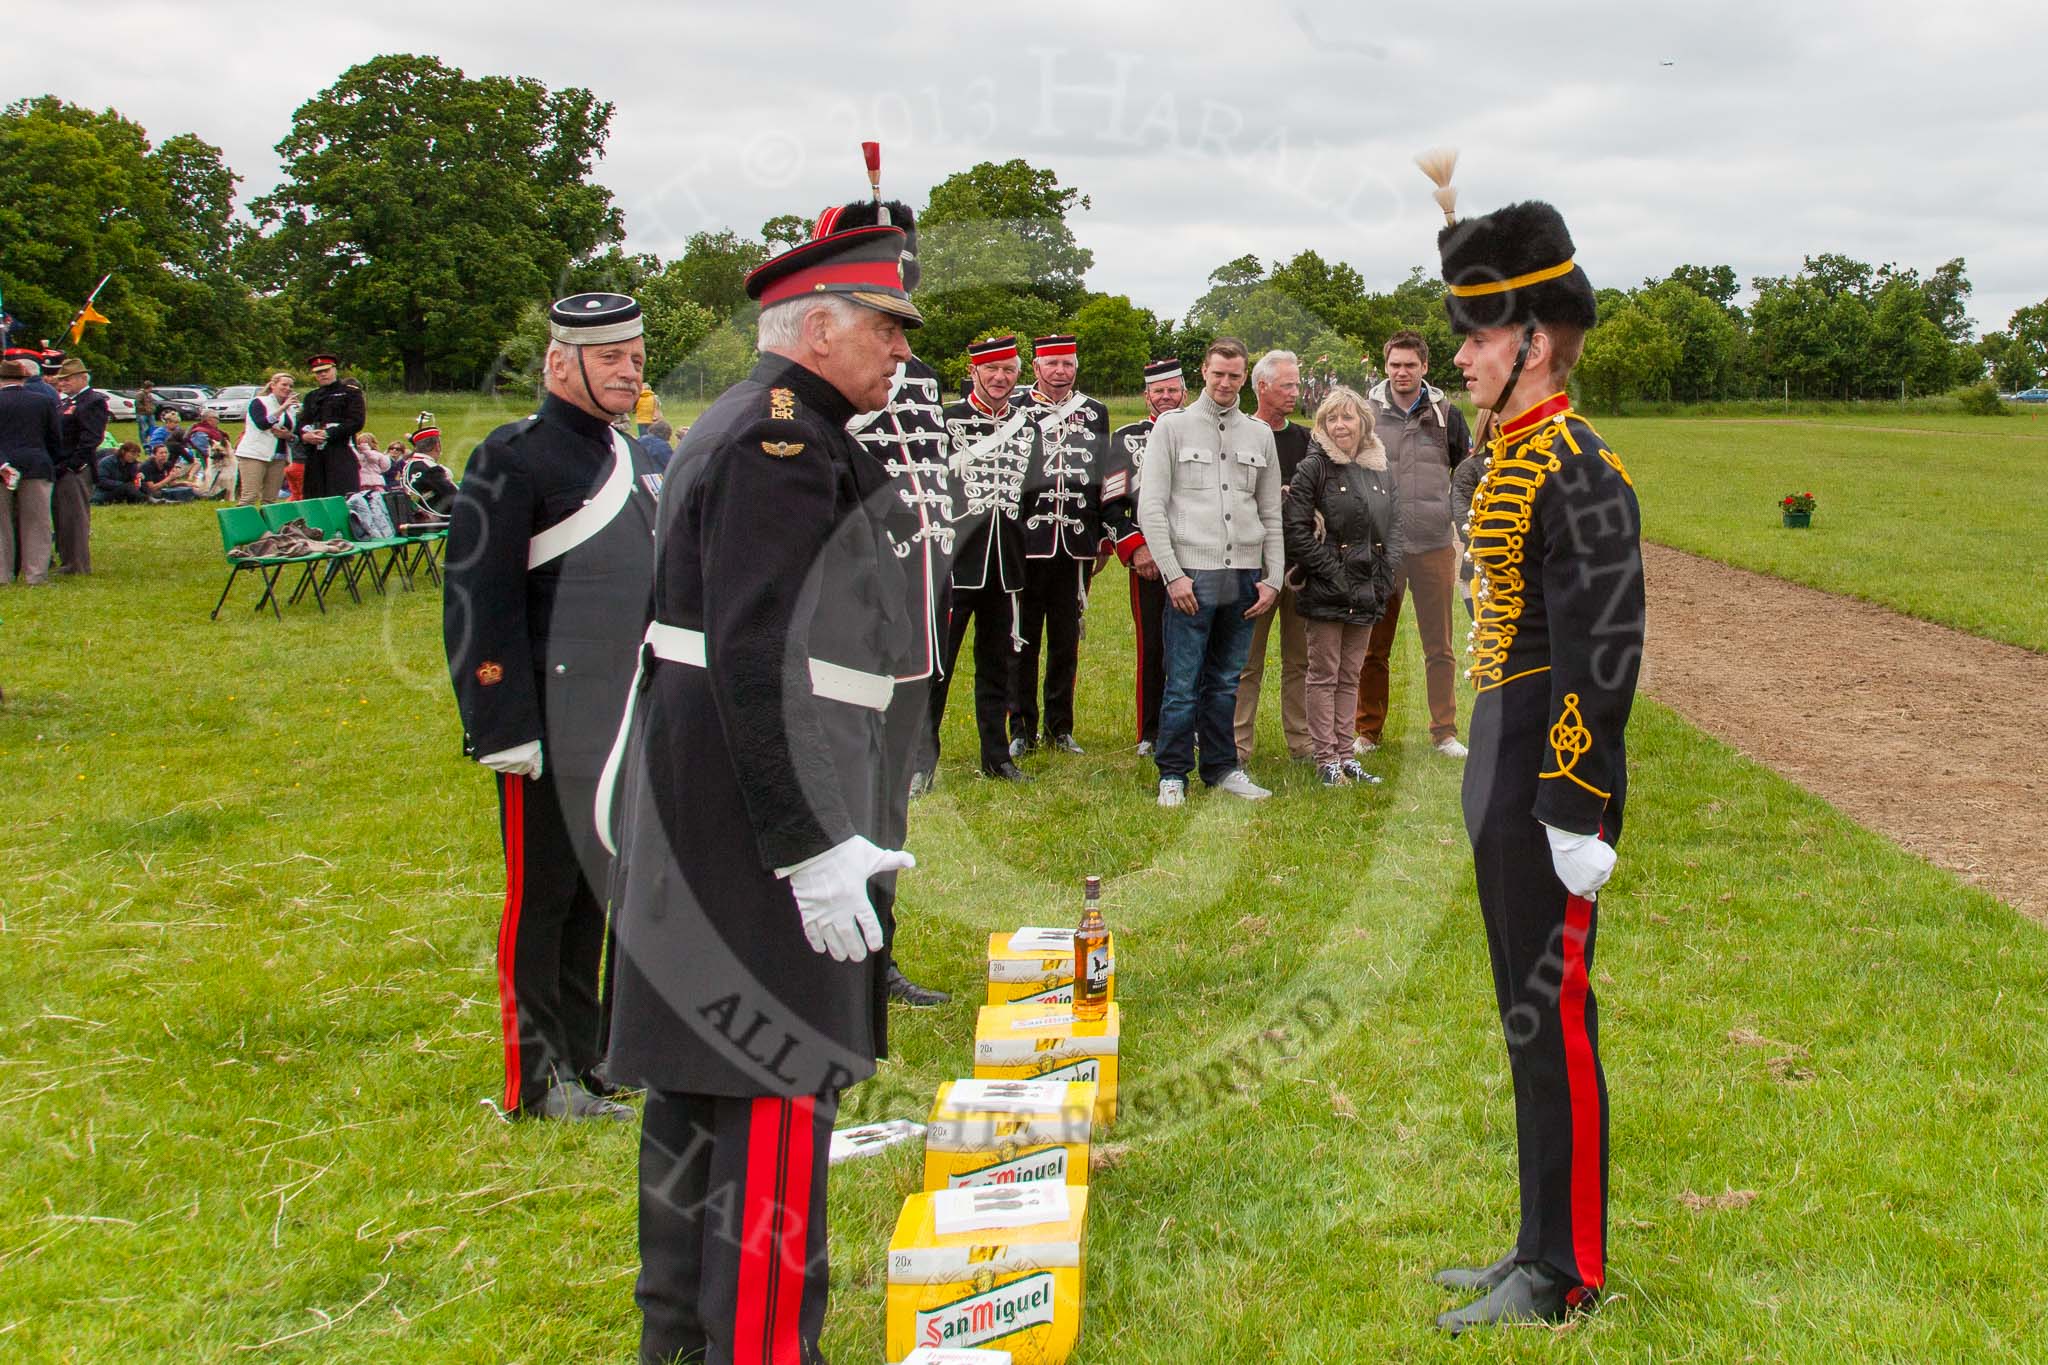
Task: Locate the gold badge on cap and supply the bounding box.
[769,387,796,421]
[761,440,806,459]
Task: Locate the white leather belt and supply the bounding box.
[645,622,894,711]
[594,621,896,856]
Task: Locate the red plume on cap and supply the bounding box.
[862,141,882,202]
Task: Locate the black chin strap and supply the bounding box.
[1495,324,1538,421]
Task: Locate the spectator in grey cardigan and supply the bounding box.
[1135,336,1284,808]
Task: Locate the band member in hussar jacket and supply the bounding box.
[1424,174,1646,1335]
[1102,357,1187,755]
[443,293,661,1123]
[1008,333,1109,757]
[604,225,922,1365]
[931,334,1040,782]
[820,176,960,1008]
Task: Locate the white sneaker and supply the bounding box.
[1435,737,1469,759]
[1352,736,1379,756]
[1157,777,1186,808]
[1213,769,1272,801]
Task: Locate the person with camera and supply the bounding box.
[1282,385,1398,787]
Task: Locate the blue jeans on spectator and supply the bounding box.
[1155,569,1262,786]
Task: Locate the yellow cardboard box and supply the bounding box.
[885,1184,1088,1364]
[972,1004,1121,1128]
[923,1079,1096,1191]
[984,928,1116,1008]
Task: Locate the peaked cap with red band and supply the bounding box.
[745,225,923,328]
[1031,334,1077,359]
[967,335,1019,365]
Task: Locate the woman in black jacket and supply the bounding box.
[1283,386,1398,786]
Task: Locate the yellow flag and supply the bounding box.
[69,302,110,344]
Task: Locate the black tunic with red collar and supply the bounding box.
[846,355,957,682]
[607,356,913,1097]
[942,390,1038,594]
[1014,387,1109,559]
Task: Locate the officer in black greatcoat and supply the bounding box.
[822,188,960,1008]
[1103,357,1189,755]
[1008,333,1109,756]
[1425,189,1646,1334]
[294,352,367,499]
[606,226,920,1365]
[442,293,661,1123]
[931,335,1040,781]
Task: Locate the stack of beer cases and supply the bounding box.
[881,927,1122,1365]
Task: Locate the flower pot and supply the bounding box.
[1782,510,1811,528]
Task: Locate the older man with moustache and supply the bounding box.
[444,293,663,1125]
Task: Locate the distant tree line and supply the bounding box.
[4,61,2044,402]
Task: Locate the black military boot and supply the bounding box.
[1432,1250,1516,1293]
[1435,1262,1593,1335]
[887,963,952,1007]
[535,1079,633,1123]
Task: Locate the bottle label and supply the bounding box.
[1084,948,1111,993]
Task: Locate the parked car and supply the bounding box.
[204,385,262,422]
[148,386,213,420]
[2015,387,2048,404]
[103,390,137,421]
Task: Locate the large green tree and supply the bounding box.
[0,97,280,380]
[1069,293,1154,395]
[919,160,1093,316]
[247,54,621,391]
[1576,305,1680,408]
[1638,280,1740,401]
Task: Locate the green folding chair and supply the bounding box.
[211,504,338,620]
[259,499,366,610]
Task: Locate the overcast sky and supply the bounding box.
[13,1,2046,333]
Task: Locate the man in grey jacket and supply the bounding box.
[1136,336,1283,807]
[1357,329,1472,758]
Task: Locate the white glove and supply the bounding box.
[776,835,914,963]
[1544,823,1616,899]
[478,740,543,779]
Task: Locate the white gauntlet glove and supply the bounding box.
[1543,824,1616,899]
[777,835,914,963]
[478,739,543,779]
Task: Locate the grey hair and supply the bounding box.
[1252,349,1299,389]
[757,294,866,352]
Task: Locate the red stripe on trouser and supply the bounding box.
[768,1098,816,1361]
[495,775,527,1113]
[735,1097,815,1365]
[1128,570,1145,742]
[1559,892,1604,1287]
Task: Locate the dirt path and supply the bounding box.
[1641,543,2048,921]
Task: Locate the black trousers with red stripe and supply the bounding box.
[1128,567,1165,748]
[637,1089,838,1365]
[1462,682,1618,1291]
[930,582,1017,773]
[494,770,609,1113]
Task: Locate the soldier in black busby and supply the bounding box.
[1102,357,1188,755]
[1007,333,1110,757]
[816,150,958,1008]
[603,225,922,1365]
[294,352,367,499]
[1422,158,1646,1333]
[931,334,1040,782]
[442,293,662,1123]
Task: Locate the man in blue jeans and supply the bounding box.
[1134,336,1284,807]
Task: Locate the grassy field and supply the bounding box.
[5,403,2047,1360]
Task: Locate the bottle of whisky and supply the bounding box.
[1073,875,1110,1021]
